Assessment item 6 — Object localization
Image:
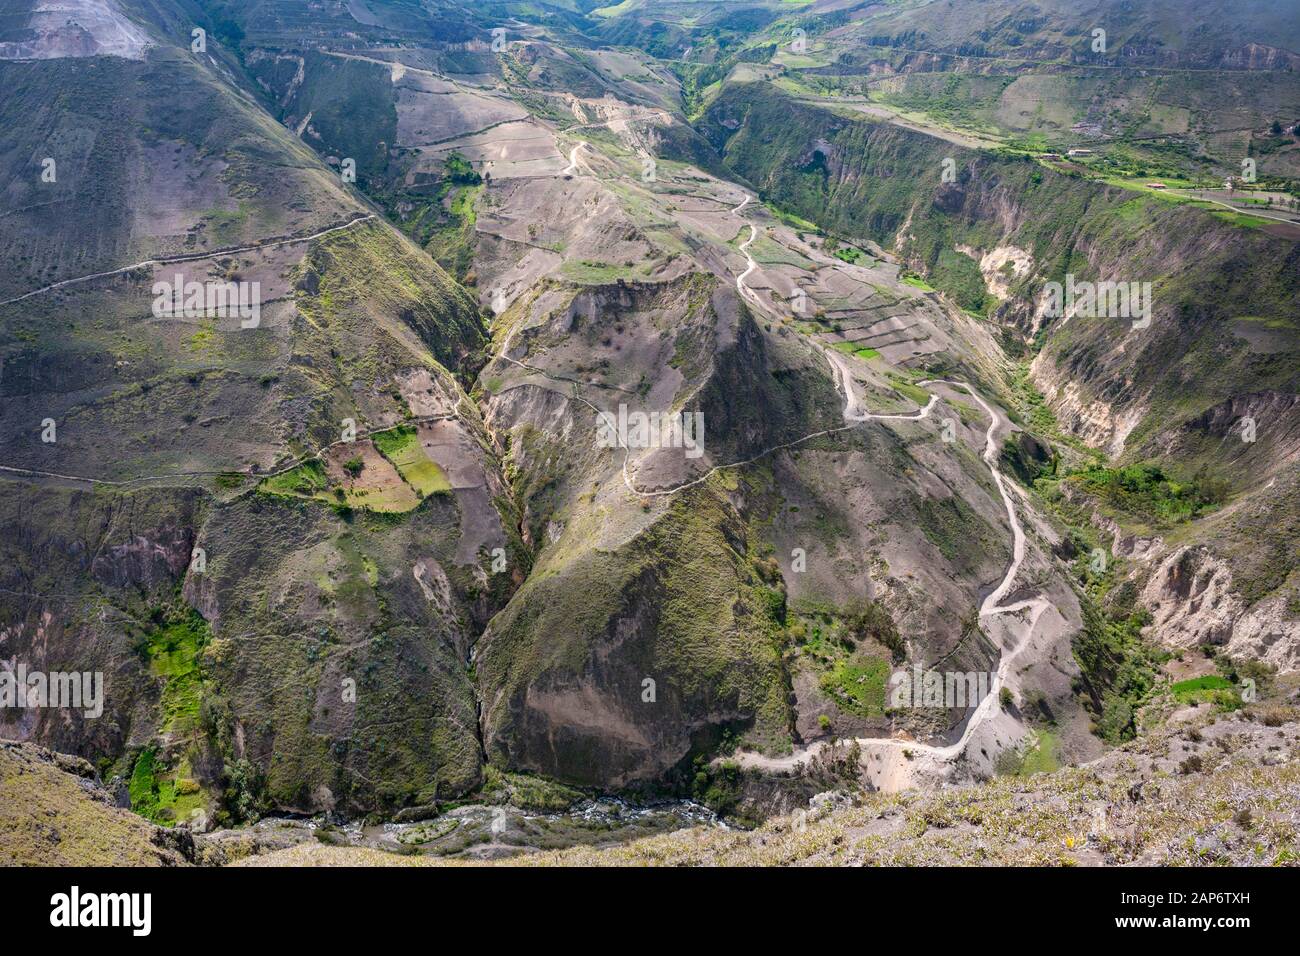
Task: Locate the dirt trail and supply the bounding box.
[560,142,587,177]
[0,214,376,308]
[492,162,1048,772]
[727,366,1049,770]
[726,198,1050,772]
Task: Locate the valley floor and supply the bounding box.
[235,705,1300,866]
[4,701,1297,866]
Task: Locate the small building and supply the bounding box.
[1067,148,1094,157]
[1145,182,1167,189]
[1041,152,1062,160]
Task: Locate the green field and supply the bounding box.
[140,611,210,735]
[820,657,891,717]
[1171,675,1237,704]
[259,426,448,512]
[831,342,881,361]
[373,425,452,496]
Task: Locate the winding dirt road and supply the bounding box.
[726,195,1050,769]
[493,177,1048,770]
[560,141,587,177]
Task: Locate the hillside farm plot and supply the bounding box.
[396,80,528,147]
[322,443,419,511]
[417,120,567,179]
[258,429,450,513]
[374,424,451,496]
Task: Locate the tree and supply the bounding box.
[1271,120,1283,136]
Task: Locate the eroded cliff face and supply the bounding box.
[924,168,1295,468]
[1139,546,1300,672]
[1030,350,1148,459]
[1062,389,1300,672]
[704,86,1296,462]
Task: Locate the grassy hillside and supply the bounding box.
[0,7,507,819]
[0,741,196,866]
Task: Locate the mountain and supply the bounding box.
[0,0,1296,867]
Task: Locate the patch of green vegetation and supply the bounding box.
[1171,675,1234,699]
[185,321,217,354]
[841,597,904,661]
[127,746,158,812]
[830,341,882,361]
[443,153,481,186]
[129,747,206,827]
[768,205,820,232]
[1178,654,1277,712]
[928,247,992,314]
[900,272,935,292]
[138,609,211,734]
[1000,433,1056,485]
[449,183,482,225]
[260,459,329,499]
[1072,602,1159,744]
[592,0,636,17]
[792,597,900,720]
[820,656,890,717]
[996,729,1060,776]
[372,424,450,497]
[1005,364,1095,455]
[689,757,756,824]
[1069,463,1229,528]
[887,375,931,407]
[483,767,585,812]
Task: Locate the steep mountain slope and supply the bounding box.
[0,740,197,866]
[205,1,1098,795]
[695,79,1299,672]
[0,0,515,820]
[820,0,1300,68]
[248,703,1300,866]
[0,0,1295,858]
